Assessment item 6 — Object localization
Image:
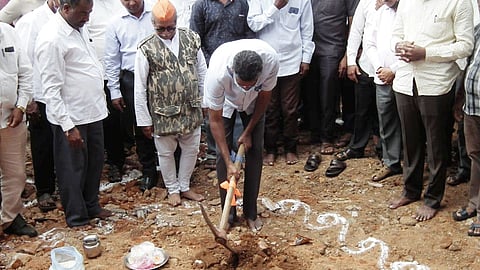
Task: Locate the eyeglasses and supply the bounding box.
[155,26,176,33]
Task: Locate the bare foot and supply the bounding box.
[414,205,437,222]
[181,190,204,202]
[263,153,275,166]
[389,196,418,209]
[246,218,263,232]
[286,152,298,165]
[168,193,181,206]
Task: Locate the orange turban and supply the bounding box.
[152,0,176,21]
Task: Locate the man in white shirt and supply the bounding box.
[15,0,59,213]
[0,22,37,237]
[35,0,113,227]
[335,0,380,163]
[204,39,279,231]
[388,0,474,222]
[170,0,195,28]
[134,0,207,206]
[247,0,314,166]
[104,0,158,190]
[364,0,402,182]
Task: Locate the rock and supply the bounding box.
[448,242,462,252]
[439,238,452,249]
[18,241,42,255]
[252,254,263,266]
[193,259,205,269]
[399,216,417,226]
[7,254,32,269]
[207,171,217,179]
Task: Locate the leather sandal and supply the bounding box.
[325,159,346,177]
[304,153,321,172]
[334,148,363,161]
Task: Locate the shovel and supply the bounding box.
[199,144,245,266]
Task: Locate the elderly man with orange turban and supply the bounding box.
[134,0,207,206]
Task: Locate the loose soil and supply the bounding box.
[1,134,479,270]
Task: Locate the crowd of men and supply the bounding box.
[1,0,480,239]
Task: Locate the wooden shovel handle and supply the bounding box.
[219,144,245,231]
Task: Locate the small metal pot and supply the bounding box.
[83,235,102,259]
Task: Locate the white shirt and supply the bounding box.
[134,30,208,127]
[86,0,125,74]
[203,39,279,118]
[15,2,55,103]
[365,5,399,85]
[0,0,43,25]
[35,13,107,131]
[104,1,154,100]
[247,0,314,77]
[0,22,32,128]
[391,0,474,96]
[346,0,376,77]
[170,0,196,28]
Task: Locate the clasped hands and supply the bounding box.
[395,41,426,62]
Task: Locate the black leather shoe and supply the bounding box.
[108,165,123,183]
[139,176,157,192]
[446,174,469,186]
[4,215,38,237]
[334,148,364,161]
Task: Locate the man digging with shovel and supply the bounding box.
[204,39,279,232]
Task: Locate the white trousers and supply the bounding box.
[154,127,201,194]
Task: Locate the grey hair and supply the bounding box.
[232,50,263,82]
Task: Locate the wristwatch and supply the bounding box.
[16,105,26,113]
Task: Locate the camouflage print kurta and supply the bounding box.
[138,28,203,136]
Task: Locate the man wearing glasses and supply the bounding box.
[134,0,207,206]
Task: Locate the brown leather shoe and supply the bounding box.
[372,166,399,182]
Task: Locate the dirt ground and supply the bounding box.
[1,133,480,270]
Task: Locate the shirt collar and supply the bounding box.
[120,1,153,20]
[56,12,78,37]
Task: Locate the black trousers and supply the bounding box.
[121,70,158,179]
[349,71,378,152]
[28,101,56,197]
[216,111,265,221]
[103,81,125,169]
[306,55,342,142]
[52,121,104,227]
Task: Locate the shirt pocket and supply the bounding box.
[154,105,181,117]
[232,13,248,35]
[284,8,300,30]
[2,47,19,74]
[426,17,449,39]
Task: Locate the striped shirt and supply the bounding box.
[464,25,480,116]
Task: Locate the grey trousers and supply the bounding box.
[464,114,480,216]
[376,84,402,171]
[52,121,104,227]
[395,84,454,209]
[216,111,264,221]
